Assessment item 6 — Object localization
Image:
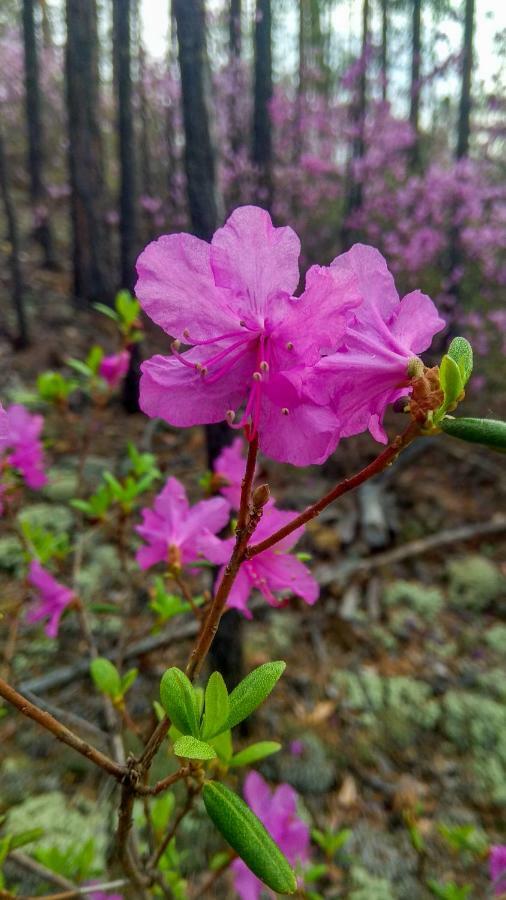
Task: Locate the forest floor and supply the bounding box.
[0,254,505,899]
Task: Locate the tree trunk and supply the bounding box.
[341,0,369,246]
[456,0,475,159]
[229,0,241,58]
[252,0,273,211]
[22,0,56,269]
[0,129,29,349]
[173,0,218,241]
[380,0,388,103]
[113,0,137,292]
[409,0,422,169]
[65,0,111,304]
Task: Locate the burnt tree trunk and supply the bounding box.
[252,0,273,211]
[113,0,137,292]
[380,0,388,103]
[174,0,242,686]
[65,0,111,304]
[341,0,369,247]
[0,129,29,349]
[456,0,475,160]
[22,0,56,268]
[409,0,422,169]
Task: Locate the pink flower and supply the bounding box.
[490,846,506,896]
[232,772,310,900]
[208,505,318,619]
[136,205,359,466]
[5,404,47,489]
[315,244,445,444]
[26,560,75,639]
[213,437,250,511]
[135,476,230,571]
[99,350,131,388]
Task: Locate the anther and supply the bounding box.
[183,328,190,338]
[281,407,289,415]
[226,410,236,424]
[239,320,246,327]
[286,341,293,350]
[259,360,269,373]
[252,371,262,382]
[200,366,208,376]
[171,339,181,352]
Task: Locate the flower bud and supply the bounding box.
[252,483,270,508]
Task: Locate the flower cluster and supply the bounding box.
[26,560,75,639]
[0,403,47,496]
[137,206,444,467]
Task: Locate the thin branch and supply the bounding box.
[148,785,197,870]
[191,851,235,899]
[7,851,75,891]
[14,879,129,900]
[236,433,258,533]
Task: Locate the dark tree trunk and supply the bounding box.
[174,0,242,686]
[113,0,137,293]
[409,0,422,169]
[173,0,218,241]
[456,0,475,159]
[22,0,56,269]
[226,0,242,208]
[229,0,241,58]
[0,129,29,349]
[380,0,388,103]
[65,0,111,304]
[341,0,369,247]
[252,0,273,211]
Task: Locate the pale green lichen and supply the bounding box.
[349,865,398,900]
[447,555,504,611]
[383,580,444,619]
[484,624,506,656]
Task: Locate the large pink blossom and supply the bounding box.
[99,350,131,388]
[135,476,230,571]
[26,561,75,639]
[232,772,310,900]
[4,404,47,489]
[208,505,318,619]
[315,244,445,443]
[136,205,360,466]
[213,437,250,511]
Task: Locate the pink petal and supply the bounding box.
[135,233,234,341]
[153,477,190,526]
[243,771,273,819]
[225,566,253,618]
[184,496,231,540]
[259,376,339,466]
[392,290,446,353]
[232,859,262,900]
[135,542,167,570]
[331,243,400,325]
[254,552,319,606]
[210,206,301,318]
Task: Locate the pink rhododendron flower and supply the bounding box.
[136,205,360,466]
[135,476,230,571]
[26,560,75,639]
[208,505,318,618]
[232,772,310,900]
[315,244,445,444]
[490,846,506,896]
[213,437,250,510]
[5,404,47,488]
[99,350,131,388]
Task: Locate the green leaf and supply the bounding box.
[209,729,233,765]
[225,661,286,730]
[66,358,93,378]
[203,781,296,895]
[229,741,281,768]
[86,345,104,375]
[173,735,217,760]
[9,828,44,850]
[440,416,506,452]
[90,658,122,698]
[202,672,230,739]
[160,667,200,737]
[121,668,138,696]
[447,337,473,386]
[439,355,463,410]
[93,302,119,322]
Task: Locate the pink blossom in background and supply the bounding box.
[232,772,310,900]
[135,476,230,571]
[26,560,75,639]
[213,437,250,510]
[99,350,131,388]
[136,205,360,466]
[5,404,47,489]
[315,244,445,445]
[207,505,318,619]
[490,846,506,896]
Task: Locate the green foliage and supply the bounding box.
[427,879,472,899]
[202,781,297,895]
[34,838,97,881]
[150,793,176,841]
[312,826,352,857]
[438,355,463,413]
[173,735,217,760]
[447,337,473,386]
[437,822,488,856]
[225,661,286,730]
[0,826,43,890]
[447,555,503,610]
[71,483,113,520]
[441,416,506,451]
[349,865,397,900]
[160,668,201,737]
[67,345,104,380]
[37,371,77,404]
[19,518,71,565]
[202,672,229,740]
[149,578,204,625]
[90,658,137,702]
[229,741,281,768]
[72,448,159,519]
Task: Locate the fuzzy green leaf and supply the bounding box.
[173,735,216,760]
[160,667,200,736]
[202,672,230,739]
[447,337,473,386]
[203,781,297,895]
[90,658,122,698]
[441,416,506,452]
[210,729,233,764]
[225,661,286,730]
[439,355,463,409]
[121,668,138,696]
[229,741,281,768]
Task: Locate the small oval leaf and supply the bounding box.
[230,741,281,768]
[447,337,473,385]
[226,661,286,730]
[202,672,230,739]
[441,416,506,452]
[439,355,463,408]
[173,735,217,760]
[160,667,200,736]
[203,781,297,895]
[90,658,122,698]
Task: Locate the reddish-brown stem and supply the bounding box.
[236,433,258,532]
[136,765,190,796]
[246,422,421,558]
[0,677,127,782]
[173,570,202,618]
